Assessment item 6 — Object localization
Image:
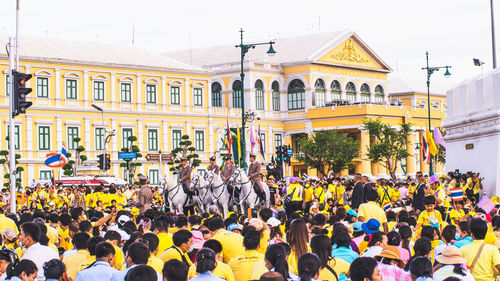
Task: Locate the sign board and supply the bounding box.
[465,143,474,150]
[146,153,160,161]
[118,152,137,160]
[161,154,173,162]
[287,148,293,156]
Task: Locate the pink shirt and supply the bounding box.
[377,263,411,281]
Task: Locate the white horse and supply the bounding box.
[161,174,195,215]
[190,173,213,214]
[229,168,270,214]
[204,170,234,218]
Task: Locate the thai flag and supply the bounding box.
[51,170,56,188]
[311,183,316,188]
[302,173,309,180]
[450,187,463,201]
[61,143,68,161]
[383,202,392,212]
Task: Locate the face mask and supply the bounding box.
[19,237,26,248]
[455,233,462,240]
[188,245,194,253]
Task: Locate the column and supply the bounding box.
[28,164,34,184]
[136,74,142,110]
[110,72,116,110]
[162,121,169,152]
[55,68,61,107]
[406,132,416,176]
[83,70,89,107]
[84,118,91,153]
[208,118,214,153]
[360,129,371,175]
[26,116,33,159]
[161,76,167,112]
[137,120,144,151]
[56,117,62,150]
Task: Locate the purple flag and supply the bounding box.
[478,196,495,213]
[434,127,446,149]
[250,123,256,154]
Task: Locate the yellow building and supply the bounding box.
[0,30,445,186]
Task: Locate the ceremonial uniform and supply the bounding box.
[248,160,263,194]
[180,164,193,191]
[221,163,235,181]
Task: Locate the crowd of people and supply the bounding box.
[0,167,497,281]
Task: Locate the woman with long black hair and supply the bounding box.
[5,259,37,281]
[297,253,321,281]
[262,244,297,281]
[310,235,350,281]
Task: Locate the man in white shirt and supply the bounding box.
[75,242,119,281]
[111,242,161,281]
[19,222,59,281]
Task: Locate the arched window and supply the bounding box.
[331,80,341,101]
[272,81,280,111]
[211,82,222,107]
[360,83,370,103]
[346,82,356,102]
[374,85,384,102]
[314,79,326,107]
[255,80,264,110]
[233,80,242,108]
[288,79,305,110]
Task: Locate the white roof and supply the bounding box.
[0,34,206,73]
[164,30,391,72]
[387,75,415,94]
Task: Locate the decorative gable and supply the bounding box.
[316,36,389,71]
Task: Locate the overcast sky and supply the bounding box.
[0,0,496,93]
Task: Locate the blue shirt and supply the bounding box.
[111,264,162,281]
[453,236,473,248]
[189,272,225,281]
[75,261,120,281]
[331,246,359,264]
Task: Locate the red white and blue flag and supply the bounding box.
[383,202,392,212]
[450,187,463,201]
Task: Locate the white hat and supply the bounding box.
[267,217,281,228]
[118,215,131,225]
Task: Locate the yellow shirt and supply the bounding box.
[0,214,19,234]
[228,250,264,281]
[287,183,303,202]
[148,255,164,273]
[60,229,73,251]
[212,229,245,263]
[304,186,313,202]
[417,210,443,227]
[258,229,270,255]
[188,260,235,281]
[318,258,350,281]
[113,245,125,270]
[158,245,192,265]
[157,232,174,256]
[79,255,96,272]
[377,186,393,205]
[358,201,388,228]
[288,244,311,275]
[466,178,481,194]
[63,249,90,280]
[450,209,465,225]
[328,184,344,204]
[313,187,325,204]
[461,240,500,281]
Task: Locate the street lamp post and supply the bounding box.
[421,51,451,176]
[235,28,276,169]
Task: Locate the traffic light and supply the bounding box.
[12,71,33,117]
[97,154,104,170]
[104,153,111,171]
[275,146,282,162]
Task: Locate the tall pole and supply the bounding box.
[239,28,247,170]
[8,38,16,214]
[425,51,434,176]
[101,110,105,169]
[492,0,497,69]
[15,0,20,70]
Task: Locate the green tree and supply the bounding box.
[119,136,142,183]
[0,135,23,188]
[62,137,87,176]
[363,118,412,180]
[167,135,201,175]
[295,130,360,177]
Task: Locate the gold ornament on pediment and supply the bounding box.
[332,39,368,63]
